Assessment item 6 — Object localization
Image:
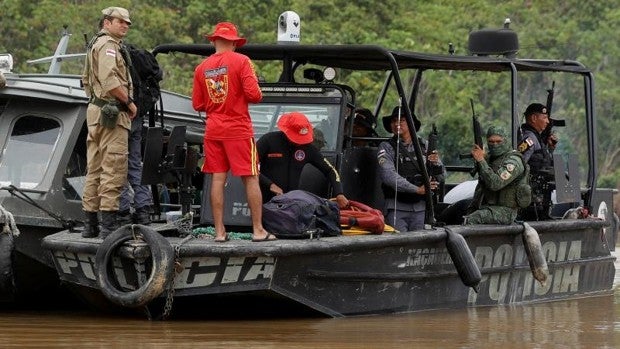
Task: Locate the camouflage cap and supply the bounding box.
[102,7,131,25]
[486,125,507,139]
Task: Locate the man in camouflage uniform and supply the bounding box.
[465,126,529,225]
[81,7,136,238]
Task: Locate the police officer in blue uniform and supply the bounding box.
[518,103,557,219]
[377,107,445,232]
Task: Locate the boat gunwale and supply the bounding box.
[41,218,609,258]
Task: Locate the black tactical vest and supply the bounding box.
[522,124,553,172]
[381,137,424,203]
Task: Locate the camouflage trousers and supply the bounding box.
[465,205,517,225]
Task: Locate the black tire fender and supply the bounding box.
[95,224,174,308]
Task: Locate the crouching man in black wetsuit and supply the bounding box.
[257,112,350,209]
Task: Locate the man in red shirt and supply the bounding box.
[192,22,275,242]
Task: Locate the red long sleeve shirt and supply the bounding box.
[192,51,262,140]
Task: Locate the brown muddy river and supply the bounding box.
[1,253,618,348]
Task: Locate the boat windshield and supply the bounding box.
[250,85,345,151]
[0,115,60,189]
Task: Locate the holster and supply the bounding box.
[91,96,125,129]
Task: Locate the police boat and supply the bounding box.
[37,15,619,318]
[0,27,196,305]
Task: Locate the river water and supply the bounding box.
[1,253,618,348]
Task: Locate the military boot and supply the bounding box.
[81,211,100,238]
[99,211,120,239]
[118,209,132,226]
[133,206,152,225]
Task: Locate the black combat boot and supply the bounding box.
[81,211,100,238]
[118,209,132,226]
[99,211,120,239]
[133,206,152,225]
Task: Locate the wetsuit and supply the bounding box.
[257,131,344,202]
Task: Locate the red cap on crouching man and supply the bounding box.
[277,112,314,145]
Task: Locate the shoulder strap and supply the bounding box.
[85,32,107,97]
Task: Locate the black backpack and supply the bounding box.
[124,44,163,119]
[262,190,341,239]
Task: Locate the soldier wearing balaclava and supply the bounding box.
[465,126,531,224]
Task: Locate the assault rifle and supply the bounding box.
[426,123,443,178]
[459,99,483,160]
[540,81,565,146]
[426,123,444,203]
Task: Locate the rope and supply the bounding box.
[2,185,77,230]
[0,203,19,237]
[191,226,252,240]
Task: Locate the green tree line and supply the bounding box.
[1,0,618,187]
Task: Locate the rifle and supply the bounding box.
[426,123,443,178]
[459,99,483,160]
[540,81,565,146]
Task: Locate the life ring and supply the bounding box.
[95,224,174,308]
[0,232,15,302]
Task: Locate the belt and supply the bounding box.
[89,96,128,111]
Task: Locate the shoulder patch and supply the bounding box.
[105,48,117,57]
[518,137,534,153]
[500,170,512,180]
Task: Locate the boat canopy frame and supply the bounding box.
[153,43,598,221]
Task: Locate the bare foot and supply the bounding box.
[214,227,227,242]
[252,228,277,242]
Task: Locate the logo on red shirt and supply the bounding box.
[204,67,228,103]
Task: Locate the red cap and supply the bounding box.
[206,22,247,47]
[277,112,314,145]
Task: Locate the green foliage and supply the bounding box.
[1,0,618,189]
[598,170,620,189]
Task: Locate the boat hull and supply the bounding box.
[42,219,615,317]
